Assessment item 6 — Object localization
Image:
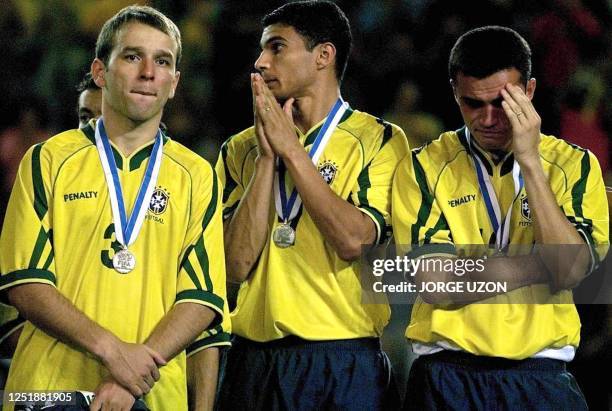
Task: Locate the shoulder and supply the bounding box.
[412,129,467,173]
[338,109,406,144]
[539,134,595,170]
[220,127,256,160]
[24,128,93,168]
[163,139,217,186]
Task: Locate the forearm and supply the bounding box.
[416,254,548,304]
[7,283,118,360]
[224,156,275,282]
[146,303,216,362]
[520,158,591,289]
[283,147,376,260]
[187,347,219,411]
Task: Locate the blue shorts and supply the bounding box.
[218,336,399,411]
[403,350,588,411]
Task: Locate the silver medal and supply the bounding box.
[273,223,296,248]
[113,248,136,274]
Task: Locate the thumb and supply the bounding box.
[283,98,295,121]
[144,345,167,366]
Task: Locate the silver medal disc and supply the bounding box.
[113,248,136,273]
[273,223,296,248]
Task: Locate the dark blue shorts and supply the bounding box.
[403,351,588,411]
[218,336,399,411]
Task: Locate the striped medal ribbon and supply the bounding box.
[465,128,523,251]
[95,118,164,272]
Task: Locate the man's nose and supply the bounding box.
[254,51,269,73]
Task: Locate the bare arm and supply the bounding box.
[223,157,275,282]
[502,83,590,291]
[414,254,549,304]
[223,74,277,283]
[145,302,217,363]
[8,283,164,396]
[187,347,220,411]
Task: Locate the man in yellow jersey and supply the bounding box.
[392,26,609,410]
[216,1,409,409]
[0,6,227,411]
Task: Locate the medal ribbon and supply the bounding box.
[95,118,163,248]
[465,128,523,250]
[274,98,349,222]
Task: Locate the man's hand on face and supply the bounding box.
[251,73,299,159]
[501,83,541,165]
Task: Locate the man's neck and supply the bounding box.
[291,83,341,134]
[102,107,162,156]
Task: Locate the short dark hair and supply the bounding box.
[76,72,99,94]
[262,1,352,82]
[95,5,182,67]
[449,26,531,84]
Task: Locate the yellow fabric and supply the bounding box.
[392,127,609,359]
[0,121,227,410]
[217,108,410,342]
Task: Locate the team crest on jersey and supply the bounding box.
[520,195,531,221]
[318,160,338,185]
[149,187,170,215]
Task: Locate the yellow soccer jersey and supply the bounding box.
[0,121,227,411]
[217,108,410,342]
[392,127,609,359]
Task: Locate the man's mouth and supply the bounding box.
[131,90,157,97]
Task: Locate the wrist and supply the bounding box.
[515,153,541,172]
[93,331,119,364]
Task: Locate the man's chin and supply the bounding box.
[473,133,511,151]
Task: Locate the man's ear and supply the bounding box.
[526,78,536,101]
[315,42,336,71]
[91,59,106,88]
[168,71,181,99]
[450,79,459,104]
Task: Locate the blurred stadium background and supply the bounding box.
[0,0,610,409]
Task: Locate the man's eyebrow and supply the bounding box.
[120,46,174,58]
[261,35,287,48]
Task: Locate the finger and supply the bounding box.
[129,383,143,398]
[152,366,161,382]
[144,345,167,366]
[144,374,155,388]
[283,98,295,121]
[255,94,272,122]
[90,395,102,411]
[140,381,151,394]
[503,84,534,119]
[501,100,521,129]
[500,89,527,124]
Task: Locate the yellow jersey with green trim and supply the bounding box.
[392,127,609,360]
[0,121,227,411]
[217,108,409,342]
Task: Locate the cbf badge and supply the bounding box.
[318,160,338,185]
[273,223,296,248]
[113,248,136,274]
[520,195,531,221]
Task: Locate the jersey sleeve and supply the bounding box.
[176,163,227,330]
[392,151,456,259]
[0,143,56,300]
[560,149,609,272]
[186,303,231,357]
[350,123,410,244]
[215,137,244,220]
